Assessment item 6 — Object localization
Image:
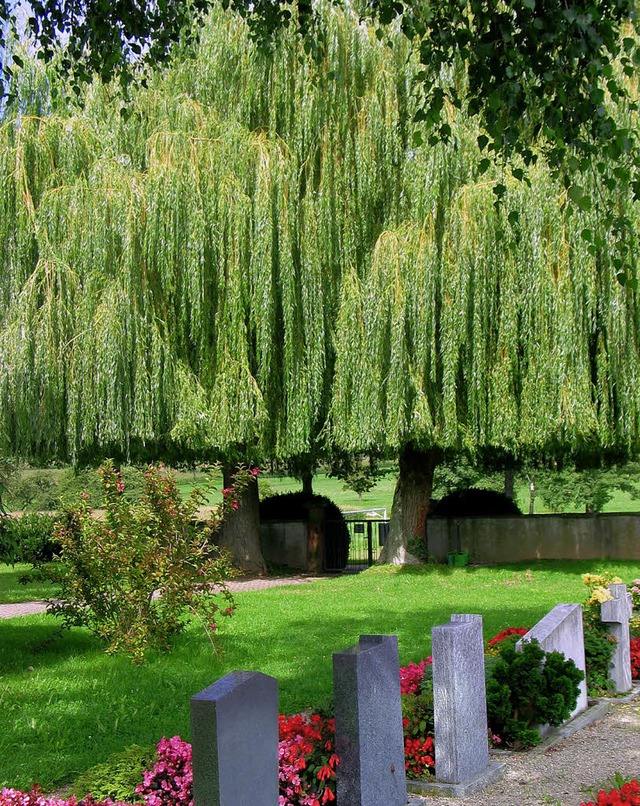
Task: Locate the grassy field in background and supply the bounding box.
[6,464,640,516]
[2,559,639,792]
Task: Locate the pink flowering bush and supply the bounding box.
[399,657,432,695]
[135,737,192,806]
[0,788,129,806]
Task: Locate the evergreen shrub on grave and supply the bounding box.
[486,640,584,749]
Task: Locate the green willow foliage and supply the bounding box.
[0,4,639,466]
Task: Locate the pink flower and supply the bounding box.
[221,488,232,497]
[251,467,260,476]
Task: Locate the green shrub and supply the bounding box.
[35,460,250,662]
[486,640,584,749]
[583,627,616,696]
[431,488,522,517]
[0,513,59,564]
[71,744,155,802]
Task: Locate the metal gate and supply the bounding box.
[326,519,389,570]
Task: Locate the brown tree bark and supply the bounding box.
[301,466,314,496]
[217,465,267,576]
[504,467,515,501]
[378,445,438,565]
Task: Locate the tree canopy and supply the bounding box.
[2,1,639,253]
[1,3,640,562]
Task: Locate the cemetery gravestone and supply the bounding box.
[431,614,489,784]
[190,671,278,806]
[333,634,407,806]
[601,583,633,693]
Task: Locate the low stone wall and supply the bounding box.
[427,513,640,563]
[260,521,308,570]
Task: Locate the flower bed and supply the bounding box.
[3,607,633,806]
[580,778,640,805]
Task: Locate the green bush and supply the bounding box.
[35,461,250,662]
[71,744,155,803]
[486,640,584,749]
[0,513,59,564]
[583,627,616,696]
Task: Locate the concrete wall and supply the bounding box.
[427,513,640,563]
[260,522,308,569]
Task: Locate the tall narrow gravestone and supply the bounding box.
[601,583,633,693]
[431,614,488,785]
[190,671,278,806]
[516,603,588,718]
[333,634,407,806]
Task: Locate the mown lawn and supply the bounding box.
[1,559,639,792]
[0,563,59,604]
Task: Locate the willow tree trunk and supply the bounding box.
[218,466,267,576]
[378,446,438,565]
[301,467,314,496]
[504,467,515,501]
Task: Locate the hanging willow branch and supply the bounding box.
[0,3,639,466]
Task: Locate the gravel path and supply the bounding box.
[409,696,640,806]
[0,575,329,619]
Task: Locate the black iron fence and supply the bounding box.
[325,518,389,570]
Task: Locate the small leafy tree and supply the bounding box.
[329,453,383,502]
[38,460,250,662]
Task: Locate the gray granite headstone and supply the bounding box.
[516,603,588,718]
[601,583,633,693]
[432,614,488,785]
[333,634,407,806]
[190,671,278,806]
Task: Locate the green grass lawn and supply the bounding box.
[0,564,59,604]
[1,559,639,792]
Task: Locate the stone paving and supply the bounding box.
[0,575,330,619]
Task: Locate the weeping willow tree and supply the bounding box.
[1,4,639,568]
[0,5,432,571]
[330,157,640,561]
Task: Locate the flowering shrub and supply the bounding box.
[486,627,529,655]
[580,778,640,805]
[136,737,192,806]
[403,736,435,780]
[582,573,623,628]
[35,462,250,662]
[631,637,640,680]
[0,788,130,806]
[581,571,640,689]
[400,656,435,779]
[278,713,338,805]
[399,657,432,695]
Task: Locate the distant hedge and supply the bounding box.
[259,492,345,523]
[431,489,522,517]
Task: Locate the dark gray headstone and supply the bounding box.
[432,614,488,785]
[333,634,407,806]
[190,671,278,806]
